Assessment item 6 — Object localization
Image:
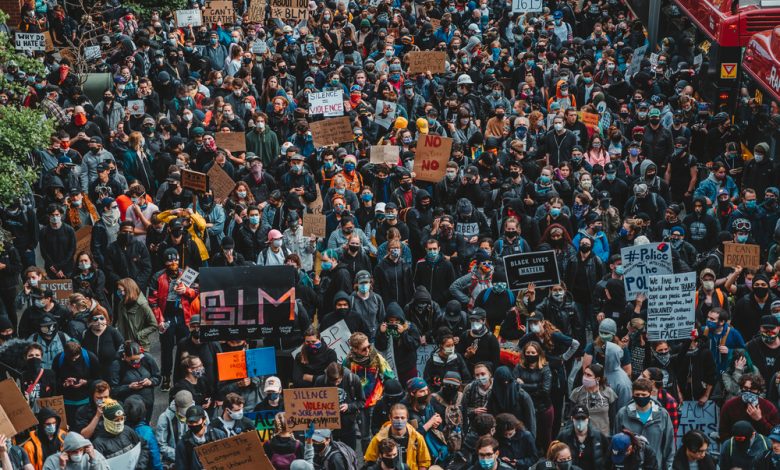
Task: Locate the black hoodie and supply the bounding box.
[30,407,64,462]
[375,302,421,377]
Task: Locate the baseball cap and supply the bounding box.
[770,425,780,442]
[761,315,780,328]
[468,308,486,320]
[571,405,589,418]
[311,429,332,443]
[355,270,371,283]
[264,376,282,393]
[174,390,194,416]
[186,405,207,423]
[610,433,632,463]
[189,315,201,325]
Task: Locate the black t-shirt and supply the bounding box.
[572,435,596,470]
[391,432,410,463]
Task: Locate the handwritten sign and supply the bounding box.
[269,0,307,20]
[203,0,236,24]
[0,407,14,438]
[416,345,435,378]
[512,0,542,12]
[620,243,673,298]
[723,242,761,270]
[310,117,354,148]
[309,90,344,117]
[302,213,326,238]
[245,347,277,377]
[181,169,209,193]
[370,145,399,165]
[39,279,73,307]
[292,320,351,363]
[580,111,600,129]
[106,443,141,469]
[676,401,718,449]
[74,225,92,260]
[246,0,265,23]
[84,45,101,61]
[196,430,273,470]
[15,32,46,52]
[215,132,246,152]
[414,135,452,182]
[647,272,696,341]
[176,9,203,27]
[0,379,38,436]
[283,387,341,431]
[128,100,145,116]
[374,100,398,129]
[503,250,560,290]
[207,164,236,202]
[179,267,199,288]
[407,51,447,74]
[38,396,67,430]
[245,409,279,441]
[217,350,248,381]
[43,31,54,52]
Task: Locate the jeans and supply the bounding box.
[160,311,189,378]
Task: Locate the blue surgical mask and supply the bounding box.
[361,193,373,202]
[358,283,370,294]
[706,320,718,330]
[479,458,495,469]
[321,261,333,271]
[249,215,260,225]
[550,207,561,217]
[737,234,749,243]
[615,265,624,275]
[746,200,757,210]
[345,162,356,171]
[606,173,616,181]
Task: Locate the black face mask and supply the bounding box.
[580,244,592,253]
[190,329,200,339]
[26,357,42,372]
[336,307,350,316]
[381,457,396,468]
[754,286,769,298]
[118,232,133,245]
[188,423,204,433]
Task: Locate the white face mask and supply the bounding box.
[554,123,564,132]
[530,323,542,333]
[443,346,455,355]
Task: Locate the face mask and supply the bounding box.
[755,153,765,162]
[446,171,458,180]
[471,321,484,332]
[762,333,778,344]
[389,248,401,259]
[188,422,204,433]
[580,244,592,254]
[655,351,671,365]
[35,299,46,308]
[633,395,651,407]
[192,368,206,378]
[737,234,749,243]
[702,280,715,291]
[615,265,625,275]
[554,123,564,132]
[754,286,769,298]
[272,239,283,248]
[706,320,718,330]
[45,423,57,435]
[70,453,84,463]
[552,291,565,302]
[321,261,333,271]
[78,262,91,271]
[530,323,542,334]
[479,458,495,470]
[582,376,598,388]
[391,419,406,430]
[358,283,371,294]
[574,419,588,432]
[229,410,244,421]
[104,419,125,435]
[746,200,757,210]
[249,215,260,225]
[50,215,61,225]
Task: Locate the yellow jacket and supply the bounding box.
[364,422,431,470]
[158,209,209,261]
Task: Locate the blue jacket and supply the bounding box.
[694,173,739,204]
[572,229,610,263]
[135,423,163,470]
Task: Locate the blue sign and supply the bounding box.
[246,347,277,377]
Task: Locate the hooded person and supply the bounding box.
[23,407,66,470]
[320,290,370,336]
[370,379,406,435]
[720,420,770,469]
[375,302,422,384]
[404,286,443,342]
[604,341,633,410]
[486,366,537,438]
[41,432,110,470]
[90,398,150,470]
[440,300,468,338]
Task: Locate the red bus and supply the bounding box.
[742,26,780,108]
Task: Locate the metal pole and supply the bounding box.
[648,0,661,49]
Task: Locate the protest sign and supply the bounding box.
[128,100,145,116]
[217,350,248,381]
[0,379,38,436]
[308,185,323,214]
[43,31,54,52]
[84,45,101,61]
[246,347,277,377]
[199,266,297,341]
[246,0,265,23]
[302,212,326,238]
[309,90,344,117]
[74,226,92,260]
[15,33,46,52]
[39,280,73,307]
[414,135,452,182]
[292,320,351,363]
[270,0,307,20]
[181,169,209,193]
[178,267,199,288]
[37,396,67,430]
[247,408,279,441]
[580,112,600,129]
[196,429,273,470]
[310,117,354,148]
[283,387,341,431]
[374,100,398,129]
[675,401,718,449]
[503,251,560,290]
[370,145,399,165]
[647,272,696,341]
[175,9,203,27]
[207,164,236,202]
[626,44,648,83]
[106,443,141,469]
[621,242,672,298]
[203,1,235,24]
[215,132,246,152]
[723,242,761,270]
[512,0,542,12]
[407,51,447,74]
[0,407,13,438]
[416,345,435,378]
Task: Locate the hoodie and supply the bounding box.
[24,407,66,470]
[375,302,421,378]
[320,291,370,336]
[547,79,577,112]
[604,341,633,410]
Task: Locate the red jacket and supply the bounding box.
[148,268,199,325]
[719,395,780,440]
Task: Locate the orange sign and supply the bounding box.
[216,350,247,381]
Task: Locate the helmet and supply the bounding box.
[457,74,474,85]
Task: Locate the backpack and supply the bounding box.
[269,440,301,470]
[57,346,91,369]
[326,440,359,470]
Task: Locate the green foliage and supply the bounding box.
[0,10,47,97]
[124,0,189,18]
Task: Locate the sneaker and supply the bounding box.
[160,376,171,392]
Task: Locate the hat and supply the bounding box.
[267,229,283,242]
[355,270,371,283]
[221,237,235,250]
[648,108,661,117]
[553,10,563,19]
[174,390,194,416]
[167,173,181,183]
[360,19,370,27]
[290,153,305,161]
[670,225,685,236]
[610,433,632,463]
[311,429,332,443]
[442,372,462,387]
[761,315,780,328]
[40,314,57,326]
[528,311,544,322]
[264,376,282,393]
[585,211,601,225]
[188,315,201,325]
[599,318,617,335]
[770,425,780,442]
[62,433,92,452]
[375,202,386,213]
[406,377,427,393]
[469,307,487,320]
[755,142,770,154]
[604,162,617,173]
[385,202,398,211]
[58,155,73,165]
[571,404,589,418]
[389,63,402,73]
[163,248,179,262]
[445,300,462,319]
[416,118,429,134]
[192,127,205,137]
[772,300,780,311]
[90,136,103,145]
[186,405,207,423]
[143,117,155,126]
[282,25,293,33]
[103,399,124,421]
[457,74,474,85]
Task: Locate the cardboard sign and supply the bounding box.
[283,387,341,431]
[217,350,248,381]
[292,320,352,363]
[179,267,199,288]
[38,395,67,430]
[0,407,14,438]
[181,169,209,193]
[625,44,648,83]
[215,132,246,152]
[309,90,344,117]
[0,379,38,436]
[245,347,277,377]
[195,430,273,470]
[370,145,399,165]
[374,100,397,129]
[84,45,101,61]
[248,409,279,441]
[512,0,543,12]
[246,0,265,23]
[176,9,203,27]
[269,0,307,20]
[207,164,236,202]
[302,212,326,238]
[15,32,46,52]
[74,225,92,260]
[308,184,323,214]
[39,279,73,307]
[310,117,354,148]
[503,250,561,290]
[128,100,145,116]
[43,31,54,52]
[407,51,447,74]
[416,345,435,378]
[647,272,696,341]
[675,401,719,449]
[620,243,673,298]
[723,242,761,270]
[199,266,297,341]
[413,135,452,182]
[203,0,236,24]
[580,111,599,129]
[106,443,141,469]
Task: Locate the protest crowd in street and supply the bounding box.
[1,0,780,468]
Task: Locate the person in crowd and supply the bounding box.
[41,432,111,470]
[23,407,66,470]
[124,396,163,470]
[90,398,151,469]
[109,341,160,422]
[364,403,432,470]
[174,405,226,470]
[113,278,157,351]
[569,364,617,436]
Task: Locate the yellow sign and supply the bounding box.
[699,40,711,54]
[720,63,737,79]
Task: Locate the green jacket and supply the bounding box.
[246,127,280,167]
[115,292,158,349]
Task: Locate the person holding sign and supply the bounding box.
[174,406,226,470]
[292,326,339,388]
[22,407,66,470]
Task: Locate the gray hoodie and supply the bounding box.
[614,400,675,470]
[42,433,110,470]
[604,341,633,410]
